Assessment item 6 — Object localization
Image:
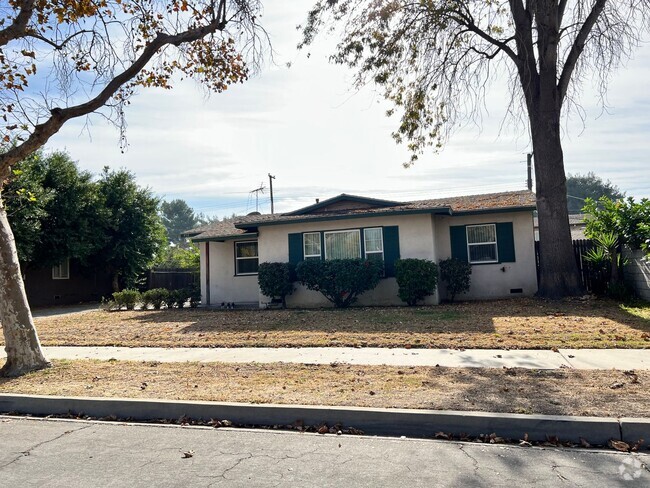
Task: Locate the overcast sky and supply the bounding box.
[47,2,650,218]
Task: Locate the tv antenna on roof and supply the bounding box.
[249,183,266,213]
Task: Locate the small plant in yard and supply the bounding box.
[395,258,439,306]
[296,259,383,308]
[168,288,191,308]
[141,288,170,310]
[112,289,141,310]
[258,262,294,308]
[439,258,471,302]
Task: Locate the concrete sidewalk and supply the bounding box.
[2,346,648,369]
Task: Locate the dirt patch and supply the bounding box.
[7,297,649,349]
[1,359,648,418]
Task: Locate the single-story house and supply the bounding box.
[184,190,538,307]
[534,213,587,241]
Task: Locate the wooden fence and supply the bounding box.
[535,239,595,291]
[147,268,199,291]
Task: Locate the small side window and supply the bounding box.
[235,241,259,275]
[364,228,384,261]
[303,232,321,260]
[52,258,70,280]
[466,224,498,264]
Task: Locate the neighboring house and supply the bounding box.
[534,213,587,241]
[23,258,113,307]
[184,190,538,307]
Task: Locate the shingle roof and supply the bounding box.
[186,190,536,241]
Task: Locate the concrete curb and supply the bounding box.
[2,393,645,445]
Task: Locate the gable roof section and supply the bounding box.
[185,190,536,241]
[285,194,403,216]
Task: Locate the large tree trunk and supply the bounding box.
[531,112,584,298]
[0,197,50,377]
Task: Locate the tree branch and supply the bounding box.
[0,0,35,46]
[558,0,607,102]
[0,17,229,174]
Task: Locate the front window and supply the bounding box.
[324,230,361,260]
[466,224,498,263]
[364,228,384,261]
[303,232,321,260]
[235,241,259,275]
[52,259,70,280]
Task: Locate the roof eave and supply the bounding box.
[191,232,259,243]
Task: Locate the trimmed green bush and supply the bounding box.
[395,259,439,306]
[296,259,383,308]
[439,258,471,302]
[168,288,191,308]
[112,289,141,310]
[141,288,170,309]
[258,262,294,308]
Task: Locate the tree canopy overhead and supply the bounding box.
[300,0,650,298]
[0,0,266,175]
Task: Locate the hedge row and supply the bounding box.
[107,286,201,311]
[258,258,471,308]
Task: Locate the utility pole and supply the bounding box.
[268,173,276,214]
[526,153,533,191]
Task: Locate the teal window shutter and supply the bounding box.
[496,222,516,262]
[450,225,468,262]
[288,233,303,265]
[382,226,400,277]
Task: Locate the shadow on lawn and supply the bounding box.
[123,297,650,337]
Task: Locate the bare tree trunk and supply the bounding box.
[0,197,50,377]
[531,112,584,299]
[112,272,120,293]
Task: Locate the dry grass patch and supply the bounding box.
[12,297,650,349]
[0,359,648,418]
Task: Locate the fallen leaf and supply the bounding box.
[579,437,591,448]
[609,382,625,389]
[182,450,194,458]
[609,440,630,452]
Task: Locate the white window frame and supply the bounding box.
[303,232,322,260]
[324,229,361,260]
[363,227,384,260]
[52,258,70,280]
[466,224,498,264]
[235,240,259,276]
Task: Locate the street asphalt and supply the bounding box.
[2,345,649,369]
[1,416,648,487]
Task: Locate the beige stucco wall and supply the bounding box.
[258,213,438,307]
[199,210,538,307]
[203,240,259,306]
[434,211,538,300]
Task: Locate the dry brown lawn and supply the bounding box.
[11,297,650,349]
[1,359,648,418]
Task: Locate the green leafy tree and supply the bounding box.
[161,199,199,247]
[300,1,650,299]
[583,197,650,256]
[0,1,265,377]
[566,173,625,214]
[94,168,167,292]
[6,151,103,271]
[155,244,201,269]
